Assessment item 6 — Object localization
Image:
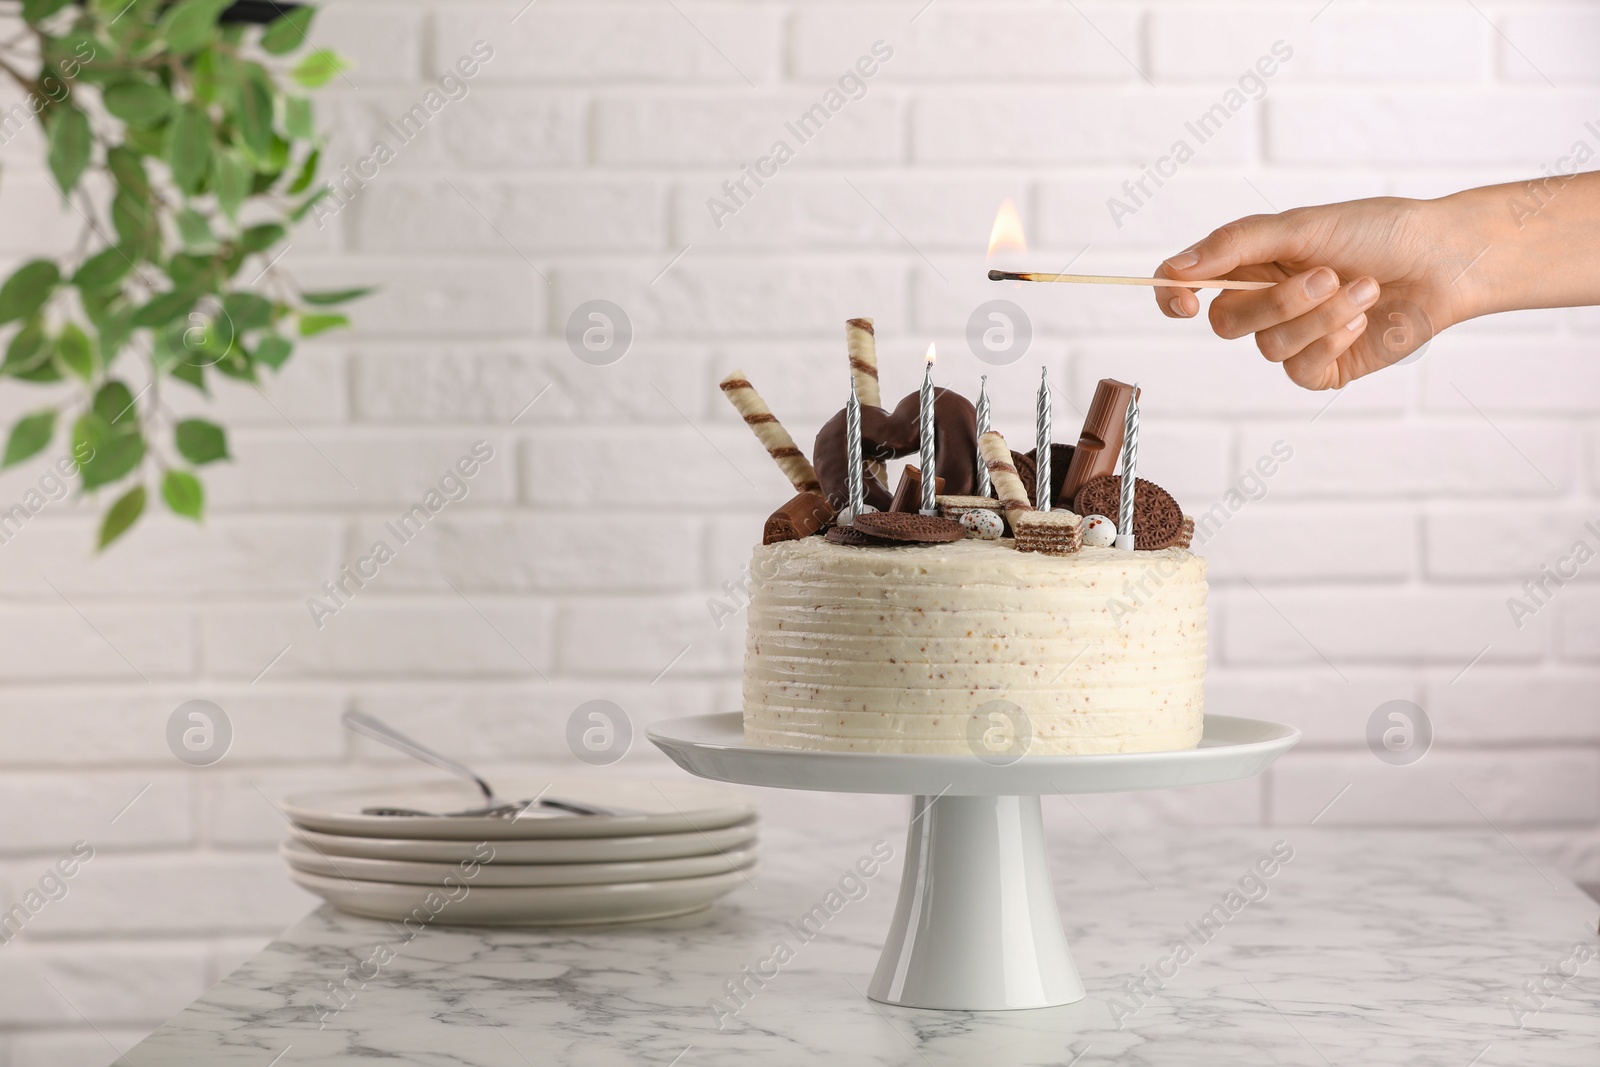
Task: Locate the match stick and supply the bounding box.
[988,269,1274,291]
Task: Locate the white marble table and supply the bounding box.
[125,807,1600,1066]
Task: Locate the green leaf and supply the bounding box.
[92,305,134,367]
[253,334,292,370]
[131,290,198,329]
[260,5,315,54]
[3,320,53,377]
[235,67,275,158]
[290,186,331,223]
[291,48,348,89]
[46,105,91,196]
[23,0,75,21]
[213,148,249,219]
[161,469,203,519]
[176,208,215,251]
[72,246,134,291]
[103,81,174,128]
[221,292,273,333]
[174,418,228,464]
[111,191,157,259]
[301,287,373,306]
[284,97,314,142]
[56,323,94,381]
[165,103,212,196]
[97,484,146,550]
[0,261,60,325]
[240,223,286,253]
[298,313,347,337]
[286,145,319,195]
[3,409,56,468]
[107,146,151,199]
[169,358,206,393]
[159,0,231,56]
[92,380,138,428]
[74,415,144,489]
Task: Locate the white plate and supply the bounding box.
[282,778,756,840]
[648,713,1299,796]
[281,838,759,887]
[289,864,754,926]
[287,818,760,864]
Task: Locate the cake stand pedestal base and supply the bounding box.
[647,713,1298,1012]
[870,794,1082,1009]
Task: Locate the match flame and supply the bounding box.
[924,342,937,365]
[986,198,1027,259]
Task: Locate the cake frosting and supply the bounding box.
[742,536,1206,755]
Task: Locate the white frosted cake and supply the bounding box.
[741,536,1206,754]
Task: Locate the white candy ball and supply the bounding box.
[960,509,1004,540]
[1081,514,1117,547]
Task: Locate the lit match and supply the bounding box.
[988,269,1275,291]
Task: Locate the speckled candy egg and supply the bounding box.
[1081,514,1117,547]
[960,509,1004,540]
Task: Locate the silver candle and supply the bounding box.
[846,376,864,520]
[919,345,936,515]
[1116,385,1139,550]
[975,375,992,497]
[1035,367,1051,512]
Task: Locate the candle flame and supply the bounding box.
[924,342,937,365]
[986,198,1027,259]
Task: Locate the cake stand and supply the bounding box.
[648,713,1298,1011]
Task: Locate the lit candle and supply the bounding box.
[920,344,937,515]
[846,376,864,521]
[1115,385,1139,551]
[1035,366,1051,512]
[975,375,992,497]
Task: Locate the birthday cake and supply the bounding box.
[722,319,1206,757]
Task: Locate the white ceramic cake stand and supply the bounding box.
[648,713,1298,1012]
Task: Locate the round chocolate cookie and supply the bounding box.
[851,511,967,544]
[825,524,894,547]
[1073,475,1184,550]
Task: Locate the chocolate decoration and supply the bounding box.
[813,387,979,512]
[825,524,893,547]
[763,491,836,545]
[852,511,967,543]
[1023,443,1076,510]
[889,465,946,513]
[1073,475,1183,550]
[1059,379,1137,504]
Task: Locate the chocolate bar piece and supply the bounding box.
[1059,380,1137,504]
[889,465,946,513]
[763,491,836,544]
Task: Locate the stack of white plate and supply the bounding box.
[279,778,758,926]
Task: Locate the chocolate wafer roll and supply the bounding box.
[977,430,1034,533]
[845,318,886,485]
[719,368,822,494]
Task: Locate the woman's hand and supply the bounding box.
[1155,196,1481,390]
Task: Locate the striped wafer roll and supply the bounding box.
[718,369,822,494]
[977,430,1034,531]
[845,318,886,485]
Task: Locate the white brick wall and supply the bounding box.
[3,1,1599,1058]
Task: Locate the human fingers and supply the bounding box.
[1160,213,1310,281]
[1279,313,1369,390]
[1251,277,1381,362]
[1206,267,1342,340]
[1153,261,1201,319]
